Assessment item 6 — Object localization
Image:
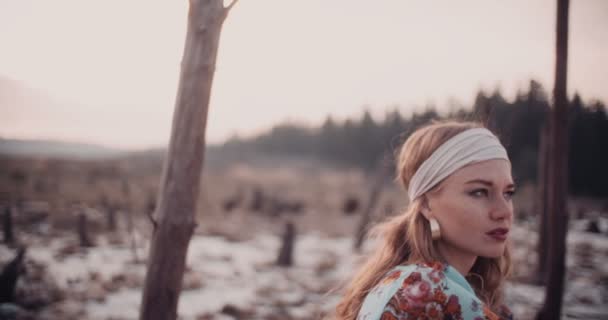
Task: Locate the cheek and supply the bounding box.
[437,196,487,233]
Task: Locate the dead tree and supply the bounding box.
[536,0,570,319]
[139,1,239,320]
[3,206,14,244]
[276,222,296,267]
[354,154,391,251]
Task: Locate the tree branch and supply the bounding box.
[224,0,239,13]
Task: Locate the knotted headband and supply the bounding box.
[407,128,509,201]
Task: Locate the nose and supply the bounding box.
[490,194,513,221]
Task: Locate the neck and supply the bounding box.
[436,241,477,276]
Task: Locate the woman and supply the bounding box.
[335,121,514,320]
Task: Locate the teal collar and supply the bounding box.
[444,264,476,295]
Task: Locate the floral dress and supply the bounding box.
[356,262,513,320]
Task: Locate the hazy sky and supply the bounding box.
[1,0,607,149]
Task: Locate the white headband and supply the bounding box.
[407,127,509,201]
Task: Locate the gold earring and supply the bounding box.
[429,217,441,240]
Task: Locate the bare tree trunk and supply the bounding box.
[535,122,549,285]
[139,1,238,320]
[3,206,14,244]
[354,154,391,251]
[537,0,569,319]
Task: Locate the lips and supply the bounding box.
[486,228,509,241]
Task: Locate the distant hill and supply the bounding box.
[0,75,129,160]
[0,138,126,160]
[0,75,125,156]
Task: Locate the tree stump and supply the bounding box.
[0,248,26,303]
[78,211,93,247]
[107,206,117,232]
[277,222,296,267]
[3,206,14,244]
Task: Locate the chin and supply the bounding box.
[479,252,503,259]
[478,246,507,259]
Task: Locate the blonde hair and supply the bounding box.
[334,120,512,319]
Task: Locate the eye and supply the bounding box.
[504,189,516,200]
[469,189,488,197]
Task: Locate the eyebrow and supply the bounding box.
[465,179,515,189]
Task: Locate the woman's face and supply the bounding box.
[424,159,515,261]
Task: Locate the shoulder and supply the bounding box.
[358,262,496,320]
[382,262,468,319]
[357,262,450,320]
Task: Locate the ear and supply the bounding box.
[420,195,432,219]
